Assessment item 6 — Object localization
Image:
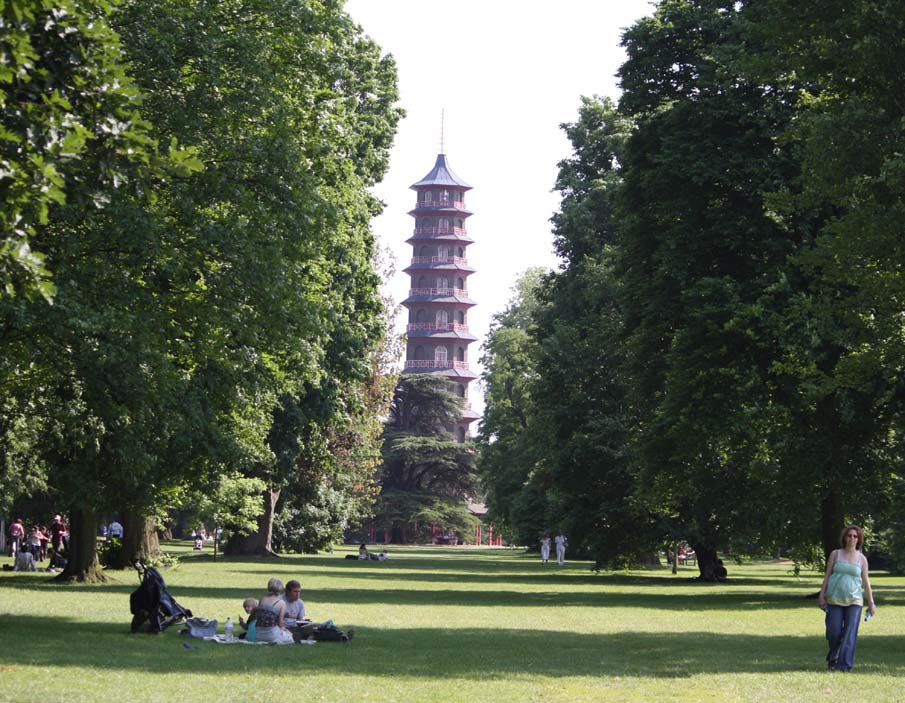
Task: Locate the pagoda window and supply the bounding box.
[436,310,449,325]
[423,191,432,202]
[435,346,448,363]
[456,219,464,228]
[456,427,466,442]
[441,189,450,201]
[457,384,466,397]
[437,277,451,289]
[439,218,449,229]
[416,309,427,323]
[457,277,465,289]
[456,347,465,362]
[457,311,465,324]
[457,247,464,257]
[418,276,428,288]
[414,345,427,360]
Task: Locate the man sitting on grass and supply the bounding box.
[282,580,307,629]
[282,579,355,643]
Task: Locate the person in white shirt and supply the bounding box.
[108,521,123,539]
[555,532,568,566]
[281,580,307,627]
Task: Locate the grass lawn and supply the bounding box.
[1,544,904,703]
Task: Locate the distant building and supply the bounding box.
[402,152,480,440]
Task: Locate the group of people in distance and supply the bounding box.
[7,515,70,572]
[238,578,353,644]
[539,532,567,565]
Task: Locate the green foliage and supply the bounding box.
[478,0,905,571]
[372,375,478,542]
[477,269,544,543]
[97,537,122,569]
[192,473,268,538]
[0,0,402,573]
[0,0,164,301]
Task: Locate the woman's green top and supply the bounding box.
[825,551,863,607]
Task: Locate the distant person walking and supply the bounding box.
[555,531,567,566]
[540,533,551,564]
[8,518,25,556]
[817,525,877,671]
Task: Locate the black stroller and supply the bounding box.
[129,561,192,633]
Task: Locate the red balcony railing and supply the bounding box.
[410,256,468,266]
[408,288,468,297]
[416,199,465,208]
[406,322,469,333]
[413,227,468,236]
[405,360,471,370]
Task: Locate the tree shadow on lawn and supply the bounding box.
[278,565,818,590]
[1,615,903,679]
[0,575,854,611]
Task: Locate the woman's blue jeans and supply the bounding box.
[825,604,862,671]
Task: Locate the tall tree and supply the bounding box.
[739,0,905,557]
[0,0,402,579]
[477,268,545,544]
[530,98,659,566]
[375,375,478,543]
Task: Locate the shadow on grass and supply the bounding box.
[0,615,903,678]
[1,577,880,612]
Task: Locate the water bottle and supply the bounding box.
[225,617,234,640]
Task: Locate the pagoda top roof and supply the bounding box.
[411,154,472,190]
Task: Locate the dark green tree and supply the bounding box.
[531,98,659,566]
[477,268,545,545]
[0,0,402,579]
[739,0,905,558]
[0,0,159,301]
[374,375,478,543]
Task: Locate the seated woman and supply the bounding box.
[254,579,294,644]
[358,544,370,560]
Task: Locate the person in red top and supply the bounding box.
[8,518,25,556]
[49,515,68,552]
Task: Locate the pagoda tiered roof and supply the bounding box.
[410,154,472,190]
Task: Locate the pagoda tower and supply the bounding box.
[402,152,480,440]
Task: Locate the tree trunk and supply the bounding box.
[224,488,280,556]
[56,508,107,583]
[113,513,161,569]
[692,543,727,582]
[821,487,843,562]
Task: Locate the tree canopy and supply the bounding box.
[477,0,905,575]
[0,0,402,579]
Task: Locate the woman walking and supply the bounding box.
[540,533,551,564]
[817,525,877,671]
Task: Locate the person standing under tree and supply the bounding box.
[555,531,567,566]
[817,525,877,671]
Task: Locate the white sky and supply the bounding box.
[345,0,654,419]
